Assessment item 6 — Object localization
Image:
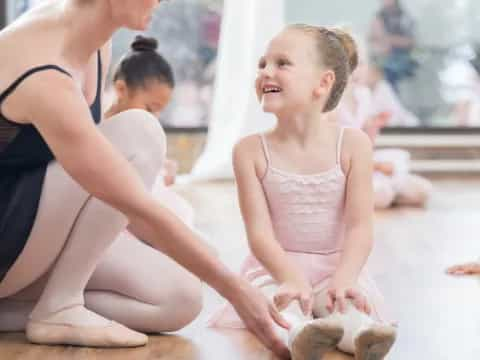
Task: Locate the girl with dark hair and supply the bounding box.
[107,35,197,241]
[106,35,175,119]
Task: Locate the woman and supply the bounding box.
[0,1,289,357]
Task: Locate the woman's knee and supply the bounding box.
[102,110,167,186]
[151,279,203,332]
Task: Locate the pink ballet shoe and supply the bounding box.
[354,324,396,360]
[290,318,344,360]
[26,319,148,348]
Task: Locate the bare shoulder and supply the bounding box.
[340,128,373,173]
[16,69,82,125]
[233,134,267,177]
[342,127,373,154]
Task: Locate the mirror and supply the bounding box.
[286,0,480,130]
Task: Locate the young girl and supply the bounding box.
[209,25,396,359]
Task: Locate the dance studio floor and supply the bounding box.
[1,176,479,359]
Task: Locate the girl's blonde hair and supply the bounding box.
[287,24,358,112]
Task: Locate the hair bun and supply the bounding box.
[131,35,158,52]
[329,28,359,74]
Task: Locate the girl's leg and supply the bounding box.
[0,110,166,346]
[252,276,343,359]
[392,174,432,207]
[312,288,396,359]
[373,173,395,209]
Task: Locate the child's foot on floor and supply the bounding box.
[290,318,343,360]
[354,324,396,360]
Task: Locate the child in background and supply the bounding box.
[336,45,432,209]
[209,25,396,360]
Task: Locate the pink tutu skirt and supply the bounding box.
[209,251,392,328]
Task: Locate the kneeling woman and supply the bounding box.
[0,1,288,356]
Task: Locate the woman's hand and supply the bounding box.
[273,278,313,316]
[326,282,371,315]
[228,279,291,359]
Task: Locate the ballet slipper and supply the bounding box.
[290,318,344,360]
[26,304,147,348]
[354,324,396,360]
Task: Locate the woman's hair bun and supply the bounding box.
[131,35,158,52]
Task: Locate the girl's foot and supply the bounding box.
[446,262,480,276]
[290,318,343,360]
[26,304,147,347]
[354,324,396,360]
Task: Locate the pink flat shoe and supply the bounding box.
[26,319,148,348]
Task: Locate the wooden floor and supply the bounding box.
[1,177,480,359]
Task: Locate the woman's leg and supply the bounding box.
[85,231,203,333]
[1,231,203,334]
[0,110,165,345]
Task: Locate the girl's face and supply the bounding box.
[255,29,333,116]
[109,0,163,31]
[114,79,173,117]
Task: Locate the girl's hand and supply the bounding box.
[163,159,178,186]
[375,161,395,176]
[274,279,313,316]
[446,262,480,276]
[326,283,371,315]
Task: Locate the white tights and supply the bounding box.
[0,110,202,333]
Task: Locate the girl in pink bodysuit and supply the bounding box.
[209,25,397,360]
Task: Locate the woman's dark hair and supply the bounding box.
[113,35,175,90]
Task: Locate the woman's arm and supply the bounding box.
[233,136,311,312]
[20,72,289,358]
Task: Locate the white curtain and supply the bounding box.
[189,0,285,180]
